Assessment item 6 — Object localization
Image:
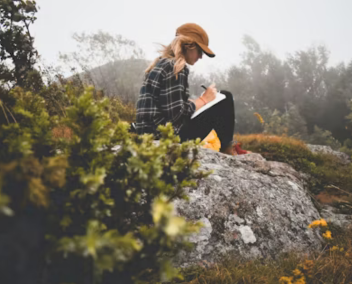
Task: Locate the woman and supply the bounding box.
[136,23,236,155]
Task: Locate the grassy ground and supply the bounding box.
[175,225,352,284]
[174,134,352,284]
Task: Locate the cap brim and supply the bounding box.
[197,42,215,58]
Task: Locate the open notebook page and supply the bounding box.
[191,92,226,119]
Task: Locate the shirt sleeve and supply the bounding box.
[159,66,196,125]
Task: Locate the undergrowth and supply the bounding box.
[174,223,352,284]
[238,134,352,201]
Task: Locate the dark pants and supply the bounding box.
[178,90,235,152]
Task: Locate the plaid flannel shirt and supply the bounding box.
[135,58,196,136]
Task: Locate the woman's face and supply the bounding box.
[185,44,203,65]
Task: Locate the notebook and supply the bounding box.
[191,92,226,119]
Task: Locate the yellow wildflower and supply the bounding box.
[308,220,321,228]
[330,246,344,252]
[323,230,333,240]
[279,276,293,284]
[294,276,306,284]
[331,246,339,251]
[319,219,327,227]
[302,259,314,271]
[254,112,265,124]
[308,218,327,228]
[293,269,302,276]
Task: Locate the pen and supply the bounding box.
[199,85,208,105]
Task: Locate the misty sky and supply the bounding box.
[32,0,352,75]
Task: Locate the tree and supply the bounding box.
[225,36,287,134]
[262,104,308,139]
[239,35,287,112]
[60,31,148,103]
[0,0,38,87]
[307,125,341,150]
[323,61,352,142]
[285,103,308,139]
[285,46,329,133]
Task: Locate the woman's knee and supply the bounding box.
[220,90,234,101]
[219,90,235,117]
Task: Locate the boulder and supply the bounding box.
[307,144,351,165]
[320,205,352,228]
[174,149,325,266]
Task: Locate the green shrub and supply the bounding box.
[306,126,342,150]
[0,86,208,284]
[340,138,352,159]
[238,134,314,171]
[340,146,352,158]
[106,97,136,123]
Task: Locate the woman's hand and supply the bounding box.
[201,83,217,103]
[190,83,218,111]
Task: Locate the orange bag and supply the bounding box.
[202,129,221,152]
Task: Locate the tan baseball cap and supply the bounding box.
[176,23,215,58]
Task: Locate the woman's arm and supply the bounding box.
[159,67,195,124]
[189,98,206,111]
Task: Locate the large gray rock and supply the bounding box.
[307,144,351,165]
[174,149,324,266]
[320,205,352,228]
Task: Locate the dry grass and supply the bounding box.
[315,185,352,207]
[236,133,308,150]
[52,125,73,140]
[176,226,352,284]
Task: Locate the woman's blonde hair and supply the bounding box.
[145,35,197,79]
